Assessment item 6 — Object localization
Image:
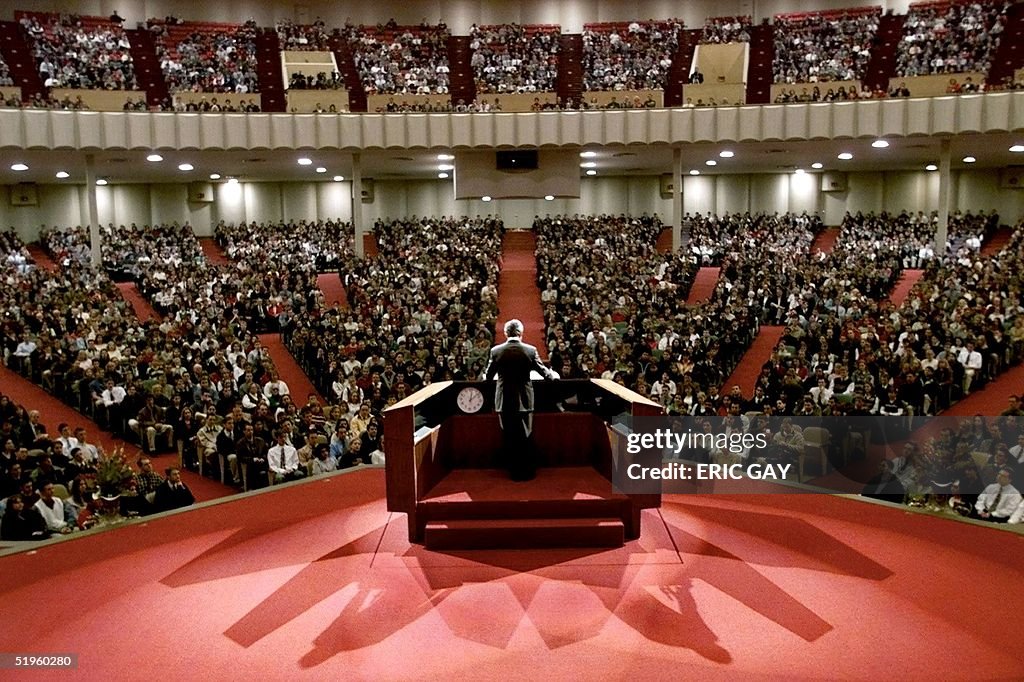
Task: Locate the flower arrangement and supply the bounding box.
[94,446,135,499]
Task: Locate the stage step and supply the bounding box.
[423,517,624,550]
[420,497,628,522]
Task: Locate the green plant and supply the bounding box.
[94,446,134,498]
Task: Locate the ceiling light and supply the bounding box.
[297,157,312,166]
[795,168,805,175]
[705,160,717,166]
[437,153,454,160]
[95,178,108,186]
[209,173,221,180]
[962,156,976,163]
[10,163,28,171]
[1010,144,1024,153]
[925,164,938,171]
[481,195,492,202]
[580,151,597,158]
[333,175,344,182]
[837,152,853,160]
[580,162,596,168]
[689,170,700,176]
[55,171,69,179]
[315,167,327,173]
[719,150,734,158]
[146,154,163,162]
[544,195,554,201]
[227,178,239,185]
[811,162,823,169]
[178,163,194,171]
[438,164,454,171]
[438,172,449,179]
[871,140,890,148]
[586,169,597,176]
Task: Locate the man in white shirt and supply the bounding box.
[1009,434,1024,466]
[13,334,37,375]
[262,371,290,398]
[974,468,1022,523]
[34,481,70,534]
[267,431,306,484]
[957,342,983,393]
[56,423,80,460]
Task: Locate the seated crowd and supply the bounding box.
[699,16,753,44]
[275,18,332,51]
[772,8,880,84]
[149,19,260,94]
[288,70,344,91]
[582,20,681,91]
[0,56,13,86]
[469,24,560,94]
[20,12,137,90]
[346,22,451,96]
[896,0,1009,77]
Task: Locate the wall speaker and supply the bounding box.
[9,183,38,206]
[360,178,374,203]
[999,167,1024,189]
[660,173,675,199]
[820,171,847,192]
[188,182,214,203]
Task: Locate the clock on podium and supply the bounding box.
[456,386,485,413]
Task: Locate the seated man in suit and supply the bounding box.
[484,319,557,481]
[153,467,195,512]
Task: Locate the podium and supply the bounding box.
[383,379,663,549]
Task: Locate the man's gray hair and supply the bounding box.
[504,319,524,338]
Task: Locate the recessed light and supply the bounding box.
[962,156,976,163]
[795,168,805,174]
[95,178,108,186]
[811,162,823,169]
[333,175,344,182]
[297,158,312,166]
[837,152,853,160]
[438,164,454,171]
[227,178,239,185]
[178,163,194,171]
[438,172,449,179]
[315,167,327,173]
[146,154,163,162]
[544,195,554,201]
[580,162,596,168]
[719,150,734,158]
[10,163,28,171]
[55,171,69,179]
[209,173,221,180]
[1010,144,1024,153]
[580,151,597,158]
[925,164,938,171]
[705,160,717,166]
[586,169,597,176]
[481,195,492,202]
[689,170,700,176]
[437,154,454,160]
[871,140,890,148]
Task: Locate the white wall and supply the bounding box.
[3,172,1023,241]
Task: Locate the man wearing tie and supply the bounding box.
[974,468,1022,523]
[484,319,557,481]
[153,468,195,512]
[268,430,306,484]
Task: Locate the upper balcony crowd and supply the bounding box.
[0,0,1019,113]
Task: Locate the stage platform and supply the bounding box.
[1,467,1022,680]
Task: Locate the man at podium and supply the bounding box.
[485,319,558,480]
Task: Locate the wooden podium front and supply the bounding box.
[382,379,663,549]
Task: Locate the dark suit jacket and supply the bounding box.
[484,338,554,413]
[153,481,195,512]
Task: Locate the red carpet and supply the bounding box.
[27,243,58,271]
[116,282,161,322]
[722,326,785,395]
[199,237,230,266]
[316,274,347,309]
[810,227,839,254]
[656,228,673,253]
[259,333,322,404]
[888,269,923,307]
[685,267,720,305]
[0,364,231,503]
[1,468,1022,679]
[362,234,379,257]
[944,361,1024,415]
[496,231,547,360]
[981,226,1013,256]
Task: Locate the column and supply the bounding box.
[84,154,101,267]
[351,153,364,259]
[935,138,951,252]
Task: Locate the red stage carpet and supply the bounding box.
[199,237,230,266]
[496,231,547,359]
[888,269,923,307]
[27,243,58,271]
[259,333,322,404]
[810,227,839,254]
[686,267,720,305]
[944,361,1024,415]
[316,274,347,308]
[116,282,161,322]
[722,326,784,395]
[1,468,1022,680]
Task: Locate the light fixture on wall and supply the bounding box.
[333,175,344,182]
[209,173,221,180]
[227,178,239,185]
[837,152,853,160]
[925,164,938,171]
[96,178,108,186]
[481,195,492,202]
[178,163,194,171]
[579,151,597,158]
[580,162,596,168]
[437,153,455,160]
[871,140,890,148]
[1010,144,1024,153]
[10,163,28,171]
[315,167,327,173]
[794,168,805,174]
[689,169,700,175]
[811,162,823,169]
[146,154,163,162]
[705,160,717,166]
[438,164,454,171]
[55,171,69,179]
[719,150,734,158]
[544,195,554,201]
[586,169,597,176]
[438,172,449,179]
[297,157,312,166]
[962,156,976,163]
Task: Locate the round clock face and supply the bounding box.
[456,387,485,414]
